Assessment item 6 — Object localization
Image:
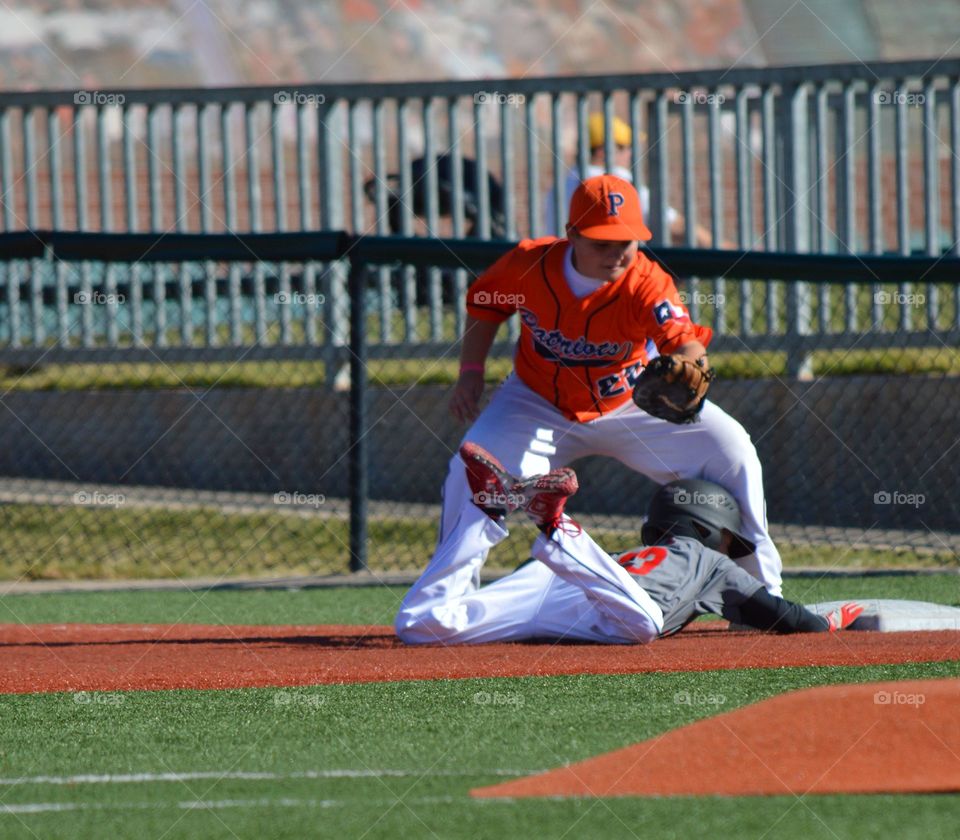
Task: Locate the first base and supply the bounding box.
[806,599,960,631]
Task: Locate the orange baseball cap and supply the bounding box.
[567,174,652,241]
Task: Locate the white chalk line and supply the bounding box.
[0,768,533,787]
[0,795,476,816]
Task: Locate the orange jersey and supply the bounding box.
[466,237,713,422]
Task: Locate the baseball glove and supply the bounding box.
[632,354,715,424]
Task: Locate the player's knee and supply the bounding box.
[712,422,762,476]
[722,419,755,454]
[703,407,753,447]
[728,437,762,473]
[394,609,429,644]
[623,626,658,644]
[395,626,424,645]
[395,605,460,645]
[600,613,661,644]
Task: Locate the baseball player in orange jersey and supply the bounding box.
[397,174,782,643]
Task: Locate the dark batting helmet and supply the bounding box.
[641,478,756,559]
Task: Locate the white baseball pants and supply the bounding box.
[395,505,663,644]
[441,374,782,594]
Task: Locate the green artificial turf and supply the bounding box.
[2,500,956,582]
[1,344,958,392]
[0,505,441,580]
[0,663,958,839]
[0,573,957,627]
[0,584,410,626]
[781,572,960,606]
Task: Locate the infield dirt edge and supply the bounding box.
[1,622,959,694]
[471,678,960,799]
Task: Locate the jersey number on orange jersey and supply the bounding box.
[595,361,644,399]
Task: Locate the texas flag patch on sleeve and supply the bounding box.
[653,299,691,325]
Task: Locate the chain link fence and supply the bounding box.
[3,61,960,581]
[0,279,344,582]
[0,234,957,581]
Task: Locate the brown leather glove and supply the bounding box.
[631,354,715,424]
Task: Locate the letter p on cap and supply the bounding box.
[607,192,625,216]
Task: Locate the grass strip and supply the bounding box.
[1,345,958,392]
[0,662,957,839]
[0,573,955,625]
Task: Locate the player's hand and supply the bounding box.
[450,371,485,423]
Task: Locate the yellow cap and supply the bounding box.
[587,113,632,149]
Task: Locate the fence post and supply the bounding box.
[646,93,669,245]
[348,259,368,573]
[319,99,349,389]
[779,83,814,379]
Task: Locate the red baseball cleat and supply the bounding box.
[459,442,522,520]
[517,468,580,534]
[826,602,865,632]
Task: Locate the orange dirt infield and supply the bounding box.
[472,678,960,798]
[0,622,958,694]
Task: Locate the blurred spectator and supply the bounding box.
[364,153,508,307]
[544,113,715,247]
[366,153,507,239]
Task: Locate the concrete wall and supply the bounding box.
[0,374,956,530]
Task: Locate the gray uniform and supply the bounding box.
[612,536,766,636]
